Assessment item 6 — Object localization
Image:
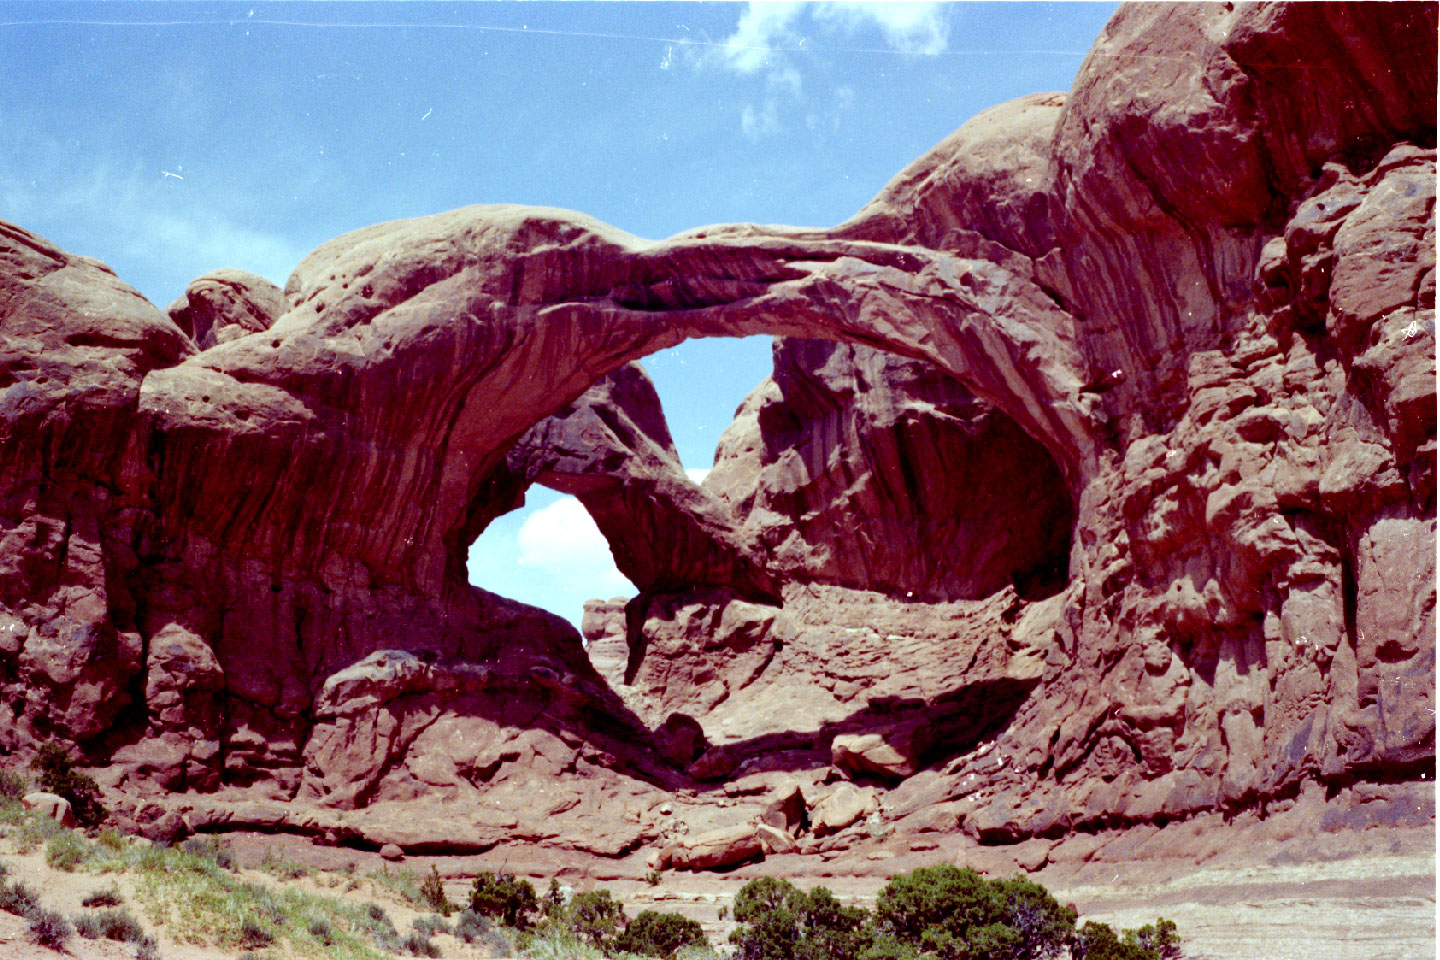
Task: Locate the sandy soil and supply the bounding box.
[0,818,1432,959]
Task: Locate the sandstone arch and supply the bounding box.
[138,205,1101,606]
[0,1,1431,861]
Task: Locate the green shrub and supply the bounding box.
[46,830,91,871]
[725,868,1172,960]
[1131,919,1181,959]
[135,934,161,960]
[400,926,441,957]
[28,907,72,948]
[468,870,538,928]
[729,876,869,960]
[29,743,107,828]
[0,878,40,917]
[75,911,105,939]
[82,885,124,908]
[420,864,455,915]
[558,889,627,948]
[97,906,146,942]
[414,913,450,937]
[0,769,26,800]
[872,866,1075,960]
[181,836,236,871]
[858,934,928,959]
[614,909,708,958]
[454,908,490,943]
[239,916,276,948]
[1071,918,1181,960]
[308,916,335,945]
[542,878,568,919]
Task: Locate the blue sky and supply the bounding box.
[1,1,1117,626]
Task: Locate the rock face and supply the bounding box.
[505,363,778,602]
[706,337,1073,601]
[0,2,1433,867]
[165,270,286,350]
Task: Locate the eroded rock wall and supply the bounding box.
[706,337,1073,602]
[0,1,1431,863]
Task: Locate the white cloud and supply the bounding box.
[719,2,805,74]
[714,2,947,139]
[685,467,711,485]
[812,2,950,56]
[516,497,634,599]
[716,2,949,72]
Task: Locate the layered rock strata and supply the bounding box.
[0,2,1431,864]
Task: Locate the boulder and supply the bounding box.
[810,784,878,837]
[657,823,765,871]
[832,727,929,782]
[760,784,808,836]
[166,269,286,350]
[22,791,76,828]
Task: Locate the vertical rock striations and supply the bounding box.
[0,2,1431,860]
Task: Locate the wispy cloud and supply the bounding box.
[718,2,806,74]
[812,2,949,57]
[711,2,948,139]
[740,101,783,140]
[2,146,303,304]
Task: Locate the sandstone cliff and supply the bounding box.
[0,2,1432,865]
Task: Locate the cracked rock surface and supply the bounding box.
[0,2,1433,866]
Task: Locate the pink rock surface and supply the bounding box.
[0,2,1431,867]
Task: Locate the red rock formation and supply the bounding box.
[506,363,778,601]
[706,337,1072,601]
[0,2,1431,866]
[165,269,286,350]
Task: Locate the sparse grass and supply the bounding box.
[20,818,399,960]
[182,836,237,871]
[399,925,441,957]
[454,908,489,943]
[11,803,68,853]
[74,911,105,939]
[46,828,93,871]
[0,877,40,916]
[260,846,311,880]
[0,797,27,829]
[96,826,129,852]
[367,865,427,908]
[310,916,336,945]
[27,907,72,949]
[74,904,146,942]
[521,927,609,960]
